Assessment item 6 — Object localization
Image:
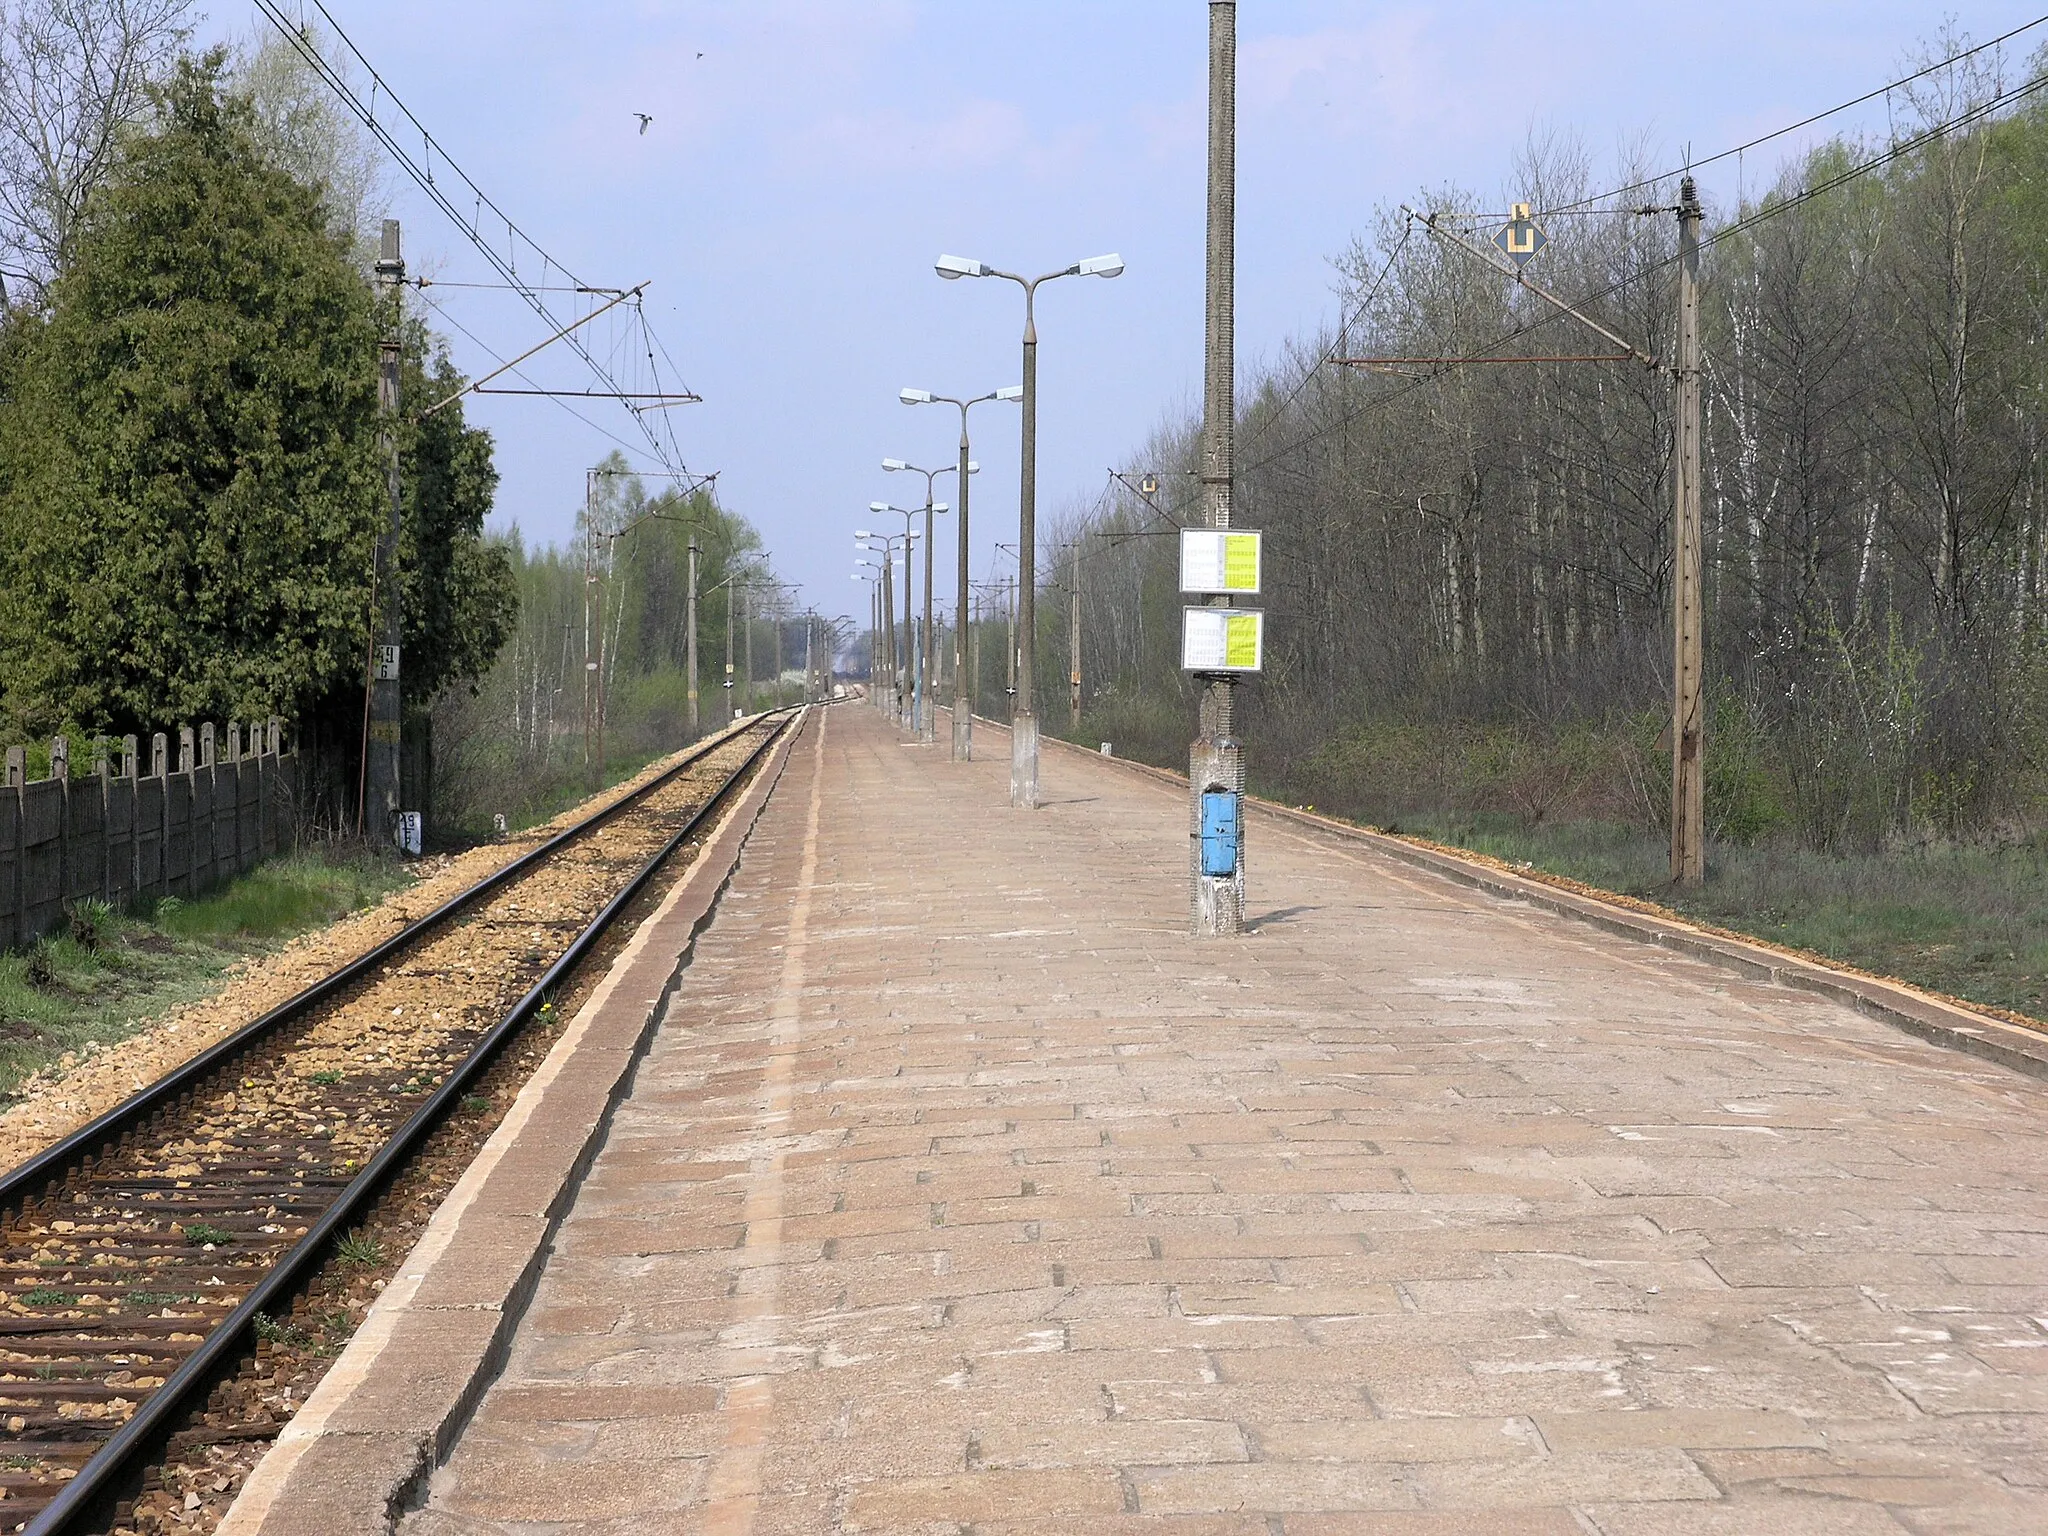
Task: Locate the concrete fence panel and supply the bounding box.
[0,719,298,951]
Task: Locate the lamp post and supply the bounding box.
[935,250,1123,807]
[855,548,892,717]
[900,385,1022,760]
[882,457,974,743]
[858,529,917,722]
[852,567,883,707]
[871,501,940,734]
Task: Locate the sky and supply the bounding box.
[209,1,2044,630]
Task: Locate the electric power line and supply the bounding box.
[1549,12,2048,213]
[252,1,699,475]
[1237,61,2048,482]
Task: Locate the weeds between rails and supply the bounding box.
[0,712,794,1533]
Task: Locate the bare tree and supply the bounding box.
[233,18,387,256]
[0,0,192,303]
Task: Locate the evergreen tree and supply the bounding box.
[0,51,516,747]
[0,51,382,734]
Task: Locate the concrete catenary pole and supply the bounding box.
[1191,1,1244,936]
[1006,574,1017,705]
[366,219,405,847]
[686,536,701,737]
[594,530,609,788]
[724,569,737,719]
[1671,175,1705,886]
[1069,539,1083,731]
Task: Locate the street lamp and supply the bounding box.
[901,384,1022,761]
[851,568,882,705]
[883,456,975,744]
[870,501,944,733]
[934,251,1123,806]
[859,528,918,722]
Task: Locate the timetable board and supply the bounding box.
[1181,607,1265,673]
[1179,529,1262,595]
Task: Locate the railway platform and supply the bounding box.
[228,703,2048,1534]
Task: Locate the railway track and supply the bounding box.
[0,709,801,1534]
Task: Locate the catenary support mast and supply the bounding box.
[366,219,405,847]
[1190,2,1244,935]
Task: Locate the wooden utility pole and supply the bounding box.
[366,219,405,846]
[1671,176,1705,886]
[685,536,701,737]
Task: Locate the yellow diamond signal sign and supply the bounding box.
[1494,201,1547,270]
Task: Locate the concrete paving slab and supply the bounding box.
[290,703,2048,1532]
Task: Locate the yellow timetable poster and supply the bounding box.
[1179,529,1262,594]
[1180,607,1264,672]
[1224,612,1260,668]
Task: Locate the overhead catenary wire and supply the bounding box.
[252,0,701,475]
[414,287,657,462]
[1548,13,2048,213]
[1235,60,2048,483]
[1239,220,1414,457]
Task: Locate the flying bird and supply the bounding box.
[634,113,654,135]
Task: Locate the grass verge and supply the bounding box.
[0,848,415,1101]
[1386,812,2048,1021]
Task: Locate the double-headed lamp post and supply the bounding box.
[870,500,943,735]
[935,251,1123,807]
[900,384,1022,761]
[882,456,975,745]
[851,566,881,703]
[858,526,919,723]
[855,535,898,719]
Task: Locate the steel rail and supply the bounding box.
[10,707,801,1534]
[0,712,781,1227]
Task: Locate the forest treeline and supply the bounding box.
[433,456,798,838]
[0,2,778,842]
[1053,40,2048,856]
